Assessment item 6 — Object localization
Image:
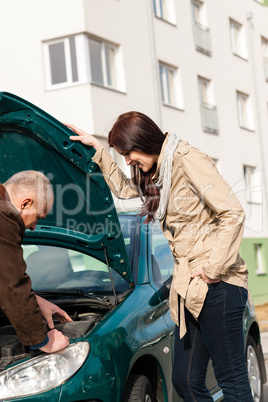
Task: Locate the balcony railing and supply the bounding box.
[264,57,268,81]
[194,22,212,56]
[201,103,218,133]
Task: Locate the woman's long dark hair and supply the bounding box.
[108,111,165,223]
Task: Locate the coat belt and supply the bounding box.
[172,251,210,339]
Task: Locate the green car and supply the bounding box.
[0,92,266,402]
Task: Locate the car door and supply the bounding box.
[148,220,180,401]
[149,220,222,401]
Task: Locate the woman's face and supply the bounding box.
[115,147,159,172]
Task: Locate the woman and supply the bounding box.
[67,111,252,401]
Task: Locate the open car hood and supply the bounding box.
[0,92,132,284]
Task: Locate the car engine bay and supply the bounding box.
[0,301,108,370]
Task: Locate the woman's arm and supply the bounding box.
[66,124,139,199]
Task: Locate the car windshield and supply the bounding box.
[23,215,136,296]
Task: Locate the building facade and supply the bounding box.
[1,0,268,304]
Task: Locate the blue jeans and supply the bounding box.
[172,282,253,401]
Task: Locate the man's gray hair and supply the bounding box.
[4,170,54,210]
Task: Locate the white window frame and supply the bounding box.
[44,37,73,89]
[230,19,248,59]
[198,77,215,105]
[198,76,218,133]
[159,62,183,109]
[43,34,125,92]
[191,0,211,55]
[262,37,268,81]
[191,0,208,28]
[237,91,255,131]
[243,165,262,204]
[88,38,117,89]
[254,244,266,275]
[43,35,90,90]
[212,158,222,175]
[262,36,268,58]
[88,36,125,92]
[153,0,176,24]
[110,147,131,178]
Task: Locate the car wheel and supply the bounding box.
[122,374,155,402]
[246,334,263,402]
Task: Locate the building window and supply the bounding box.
[153,0,176,24]
[212,158,222,175]
[159,63,184,109]
[191,0,211,55]
[88,38,117,88]
[45,37,79,86]
[198,76,218,133]
[254,244,266,275]
[236,91,254,130]
[261,37,268,81]
[229,19,248,59]
[243,165,262,204]
[44,34,124,91]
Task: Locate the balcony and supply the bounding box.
[193,22,212,56]
[201,103,218,134]
[264,57,268,81]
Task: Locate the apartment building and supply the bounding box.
[1,0,268,303]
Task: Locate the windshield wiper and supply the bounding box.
[35,289,111,305]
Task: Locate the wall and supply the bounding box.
[240,238,268,305]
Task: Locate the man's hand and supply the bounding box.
[191,269,220,284]
[39,329,69,353]
[36,295,72,329]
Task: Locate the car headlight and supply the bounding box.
[0,341,90,399]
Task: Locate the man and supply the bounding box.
[0,170,71,353]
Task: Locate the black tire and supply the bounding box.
[122,374,155,402]
[246,334,264,402]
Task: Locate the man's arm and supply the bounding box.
[29,296,72,352]
[0,208,69,351]
[39,329,69,353]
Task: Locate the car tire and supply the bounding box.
[122,374,155,402]
[246,334,263,402]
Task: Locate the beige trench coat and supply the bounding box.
[92,134,248,338]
